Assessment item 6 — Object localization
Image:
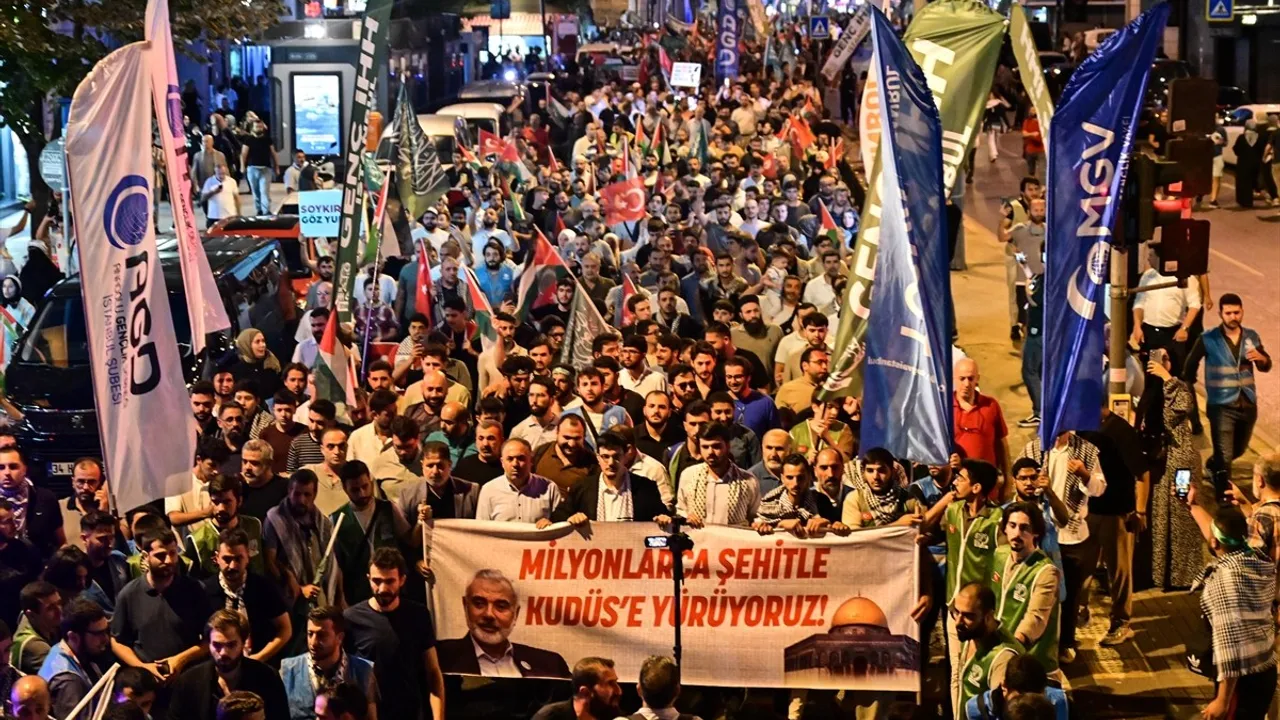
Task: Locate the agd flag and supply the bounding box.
[860,8,953,465]
[66,43,194,511]
[1042,3,1169,446]
[145,0,231,352]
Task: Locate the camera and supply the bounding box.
[645,515,694,554]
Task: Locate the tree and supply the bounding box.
[0,0,282,211]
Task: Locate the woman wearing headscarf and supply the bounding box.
[231,328,283,399]
[1,276,36,362]
[1233,119,1265,208]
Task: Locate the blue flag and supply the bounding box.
[1041,3,1169,447]
[716,0,741,83]
[860,7,953,466]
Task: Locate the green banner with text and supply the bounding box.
[820,1,1005,401]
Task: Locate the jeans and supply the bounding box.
[246,165,272,215]
[1207,400,1258,493]
[1022,331,1043,415]
[1026,151,1044,177]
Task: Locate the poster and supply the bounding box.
[429,521,921,689]
[292,73,343,156]
[670,62,703,89]
[298,189,343,237]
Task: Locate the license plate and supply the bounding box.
[48,462,76,476]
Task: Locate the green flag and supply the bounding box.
[391,82,448,220]
[333,0,393,324]
[1010,4,1054,146]
[821,1,1005,400]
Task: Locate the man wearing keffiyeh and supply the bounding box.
[279,606,378,720]
[843,448,923,529]
[753,454,851,538]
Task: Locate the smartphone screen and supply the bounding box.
[1174,468,1191,500]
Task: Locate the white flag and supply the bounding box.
[66,43,195,511]
[146,0,231,351]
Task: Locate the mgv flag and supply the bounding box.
[66,43,194,511]
[822,1,1003,400]
[860,7,953,465]
[334,0,393,323]
[1042,3,1169,446]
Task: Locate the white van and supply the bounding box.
[378,114,471,168]
[436,101,508,139]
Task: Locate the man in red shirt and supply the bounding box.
[1022,106,1046,177]
[952,358,1012,497]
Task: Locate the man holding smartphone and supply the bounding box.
[200,162,241,228]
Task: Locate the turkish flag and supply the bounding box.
[415,240,434,320]
[500,138,520,163]
[620,273,638,327]
[600,176,647,226]
[479,129,503,158]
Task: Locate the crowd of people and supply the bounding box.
[1,8,1278,720]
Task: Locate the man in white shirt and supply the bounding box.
[671,423,760,528]
[469,208,515,267]
[618,336,667,398]
[282,150,307,195]
[1130,246,1201,370]
[200,163,240,228]
[509,377,559,452]
[474,439,560,525]
[802,250,843,317]
[291,308,329,368]
[347,389,399,476]
[167,438,228,528]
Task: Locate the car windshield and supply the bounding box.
[19,291,193,368]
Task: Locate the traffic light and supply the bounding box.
[1131,153,1185,243]
[1154,219,1210,280]
[1166,136,1215,198]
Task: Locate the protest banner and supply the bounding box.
[299,189,343,237]
[670,62,703,89]
[428,521,921,689]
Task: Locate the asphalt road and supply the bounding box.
[963,131,1280,449]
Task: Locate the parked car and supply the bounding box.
[1221,104,1280,166]
[8,235,290,494]
[436,101,508,139]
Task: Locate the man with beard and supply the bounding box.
[167,611,289,720]
[191,381,219,438]
[402,372,449,439]
[38,598,107,720]
[331,463,411,607]
[701,253,747,313]
[281,364,310,408]
[577,252,614,317]
[752,454,840,537]
[492,356,535,435]
[991,502,1061,675]
[169,439,231,530]
[280,606,378,720]
[618,336,666,398]
[470,209,514,270]
[306,257,335,309]
[60,459,110,551]
[749,430,794,497]
[665,363,699,420]
[952,583,1022,713]
[690,343,722,399]
[531,416,599,494]
[78,511,129,615]
[708,392,762,470]
[548,365,576,409]
[731,295,783,372]
[526,336,555,375]
[451,421,505,486]
[110,528,212,684]
[811,448,853,523]
[424,403,475,465]
[776,346,829,415]
[632,391,682,463]
[763,275,804,332]
[292,310,330,369]
[473,241,516,310]
[437,570,571,679]
[429,255,469,329]
[240,440,287,524]
[477,313,526,397]
[657,288,702,339]
[723,356,780,440]
[398,441,479,538]
[185,474,265,578]
[343,549,445,720]
[216,403,250,476]
[401,346,473,415]
[531,278,575,329]
[670,423,759,528]
[842,448,922,529]
[348,390,399,475]
[510,377,559,452]
[202,528,291,665]
[264,471,335,628]
[679,249,713,325]
[233,384,273,441]
[593,357,645,426]
[376,417,424,502]
[287,400,338,474]
[259,394,303,476]
[561,367,631,442]
[553,431,668,525]
[302,428,349,516]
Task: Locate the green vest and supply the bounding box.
[185,516,265,577]
[959,628,1022,712]
[331,500,402,605]
[944,501,1003,601]
[10,615,45,672]
[993,546,1060,674]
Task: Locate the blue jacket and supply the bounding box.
[473,264,516,309]
[1203,326,1265,406]
[280,653,375,720]
[81,551,132,615]
[965,687,1068,720]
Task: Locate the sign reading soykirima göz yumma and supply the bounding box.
[299,189,343,238]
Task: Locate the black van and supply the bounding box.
[6,235,291,494]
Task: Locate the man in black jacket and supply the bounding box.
[552,430,668,523]
[166,610,289,720]
[435,569,570,679]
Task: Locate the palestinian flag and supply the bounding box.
[635,123,649,156]
[461,265,497,351]
[313,308,357,408]
[548,150,562,175]
[620,135,637,180]
[817,198,842,248]
[414,239,433,320]
[390,82,448,219]
[694,123,710,167]
[554,212,567,237]
[510,189,528,223]
[459,145,483,174]
[657,45,674,86]
[656,125,672,166]
[546,86,572,128]
[516,228,566,322]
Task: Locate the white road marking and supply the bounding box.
[1211,248,1266,278]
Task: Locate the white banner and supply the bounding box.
[821,5,872,82]
[146,0,231,352]
[429,521,920,690]
[66,43,195,512]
